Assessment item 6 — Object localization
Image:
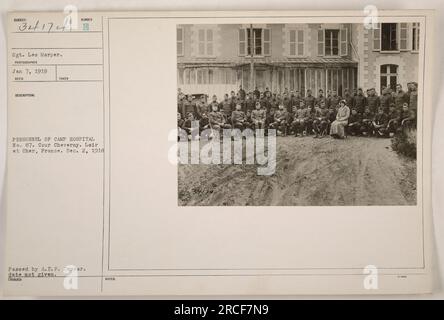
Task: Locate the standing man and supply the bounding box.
[220,93,233,119]
[182,94,196,119]
[352,88,367,114]
[245,92,256,112]
[343,89,354,108]
[238,85,246,101]
[394,84,408,110]
[366,88,380,114]
[253,86,260,100]
[380,87,393,113]
[328,90,341,110]
[304,89,316,109]
[316,89,327,108]
[409,82,418,112]
[195,95,209,119]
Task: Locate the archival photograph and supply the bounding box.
[176,22,420,206]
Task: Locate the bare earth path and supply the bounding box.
[178,136,416,206]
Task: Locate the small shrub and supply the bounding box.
[391,128,417,159]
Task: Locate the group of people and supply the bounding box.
[177,82,418,140]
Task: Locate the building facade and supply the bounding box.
[177,23,420,99]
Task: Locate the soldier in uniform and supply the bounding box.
[347,108,363,136]
[177,112,184,130]
[409,82,418,112]
[209,104,231,133]
[181,94,196,119]
[195,95,209,119]
[398,102,416,130]
[380,87,393,113]
[220,94,233,119]
[343,89,354,108]
[269,104,289,136]
[251,101,267,130]
[326,105,337,133]
[304,89,316,109]
[291,101,308,137]
[182,112,199,140]
[245,92,256,112]
[231,103,249,130]
[360,106,374,136]
[352,88,367,114]
[328,90,341,110]
[177,91,186,115]
[282,93,292,113]
[312,100,329,138]
[253,86,260,99]
[315,89,327,108]
[238,85,246,101]
[372,107,389,137]
[366,88,380,114]
[394,84,409,110]
[386,104,400,137]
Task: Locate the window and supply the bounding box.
[288,29,304,56]
[318,28,348,56]
[381,23,398,51]
[380,64,398,93]
[238,28,271,56]
[197,28,214,56]
[325,29,339,56]
[177,27,184,56]
[412,23,420,52]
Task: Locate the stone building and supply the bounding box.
[177,23,420,99]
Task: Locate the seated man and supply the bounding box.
[347,108,362,136]
[312,100,329,138]
[251,101,267,130]
[372,107,389,137]
[326,106,337,133]
[231,103,249,130]
[182,112,199,140]
[386,104,400,137]
[177,112,184,129]
[291,101,308,137]
[269,104,289,136]
[360,106,374,136]
[399,102,416,130]
[208,104,231,135]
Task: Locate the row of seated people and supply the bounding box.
[177,100,416,139]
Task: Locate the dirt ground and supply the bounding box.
[178,136,417,206]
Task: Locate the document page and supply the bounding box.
[4,10,434,296]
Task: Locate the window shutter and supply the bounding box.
[238,29,246,56]
[198,29,205,55]
[206,29,213,55]
[399,23,408,51]
[373,23,381,51]
[263,28,271,56]
[176,28,184,56]
[340,28,348,56]
[289,29,296,56]
[297,29,304,56]
[317,29,324,56]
